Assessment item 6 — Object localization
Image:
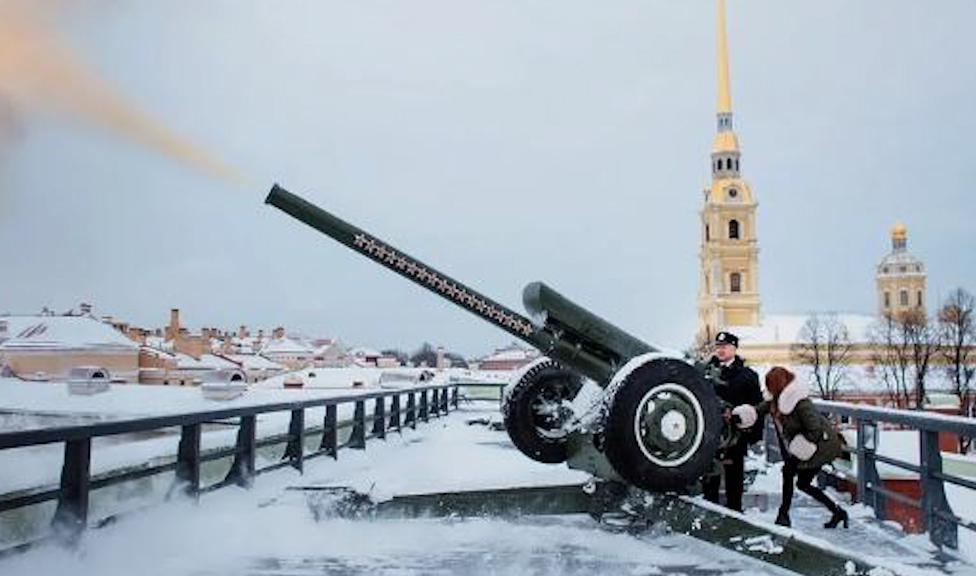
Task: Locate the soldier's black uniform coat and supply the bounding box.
[702,354,762,512]
[709,355,764,455]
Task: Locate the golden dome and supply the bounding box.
[891,222,907,240]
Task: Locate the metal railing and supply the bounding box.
[765,399,976,549]
[452,380,508,407]
[0,384,459,548]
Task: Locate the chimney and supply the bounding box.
[273,326,285,340]
[167,309,181,341]
[221,335,234,355]
[239,325,248,339]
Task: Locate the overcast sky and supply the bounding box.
[1,0,974,356]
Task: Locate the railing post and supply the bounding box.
[420,390,429,422]
[440,388,449,413]
[284,409,305,473]
[373,397,387,440]
[349,400,366,449]
[406,392,417,429]
[856,419,884,520]
[389,394,402,432]
[52,438,91,542]
[451,386,459,408]
[225,415,256,488]
[172,423,201,499]
[321,404,338,459]
[430,389,441,418]
[920,429,958,549]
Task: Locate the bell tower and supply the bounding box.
[697,0,761,341]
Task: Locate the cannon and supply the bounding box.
[265,184,724,492]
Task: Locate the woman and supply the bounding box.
[731,366,847,529]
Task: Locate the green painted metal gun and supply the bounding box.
[266,184,722,493]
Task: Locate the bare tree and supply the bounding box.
[791,314,853,400]
[870,314,913,408]
[903,309,938,409]
[938,288,976,449]
[871,310,938,409]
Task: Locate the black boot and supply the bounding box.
[774,508,791,528]
[824,507,848,529]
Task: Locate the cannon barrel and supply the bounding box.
[265,184,655,384]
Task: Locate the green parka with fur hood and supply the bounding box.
[734,379,843,470]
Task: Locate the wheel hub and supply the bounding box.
[659,410,688,442]
[632,383,706,468]
[529,381,574,439]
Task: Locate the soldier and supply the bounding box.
[702,330,763,512]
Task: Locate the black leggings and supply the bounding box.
[780,458,838,514]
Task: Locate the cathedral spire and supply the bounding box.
[716,0,733,120]
[712,0,739,167]
[698,0,760,340]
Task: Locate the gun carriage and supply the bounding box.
[265,184,724,492]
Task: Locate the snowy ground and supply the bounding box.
[733,460,976,576]
[1,403,795,576]
[2,393,976,575]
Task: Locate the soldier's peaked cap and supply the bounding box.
[714,331,739,347]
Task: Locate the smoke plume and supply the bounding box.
[0,1,243,183]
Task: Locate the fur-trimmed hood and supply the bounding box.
[776,379,809,415]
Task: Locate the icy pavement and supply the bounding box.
[706,461,976,576]
[2,402,975,576]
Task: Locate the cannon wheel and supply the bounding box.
[503,359,583,464]
[603,357,721,492]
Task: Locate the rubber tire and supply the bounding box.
[604,358,721,493]
[503,360,583,464]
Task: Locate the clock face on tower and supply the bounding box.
[727,187,738,200]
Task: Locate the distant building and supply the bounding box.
[227,353,284,383]
[169,352,244,385]
[733,314,877,367]
[261,328,315,369]
[0,314,139,382]
[311,339,346,367]
[876,223,927,318]
[478,343,539,371]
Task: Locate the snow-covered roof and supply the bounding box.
[350,347,381,358]
[261,337,314,355]
[175,353,239,371]
[228,354,284,371]
[0,316,138,352]
[140,345,176,359]
[482,346,538,363]
[144,335,171,350]
[731,313,876,346]
[312,339,338,356]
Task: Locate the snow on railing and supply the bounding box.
[0,384,459,550]
[764,399,976,550]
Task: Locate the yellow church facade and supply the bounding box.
[696,0,760,343]
[694,1,932,372]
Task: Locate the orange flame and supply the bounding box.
[0,2,244,184]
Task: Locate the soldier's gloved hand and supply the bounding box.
[730,404,757,429]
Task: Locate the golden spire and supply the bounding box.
[716,0,732,115]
